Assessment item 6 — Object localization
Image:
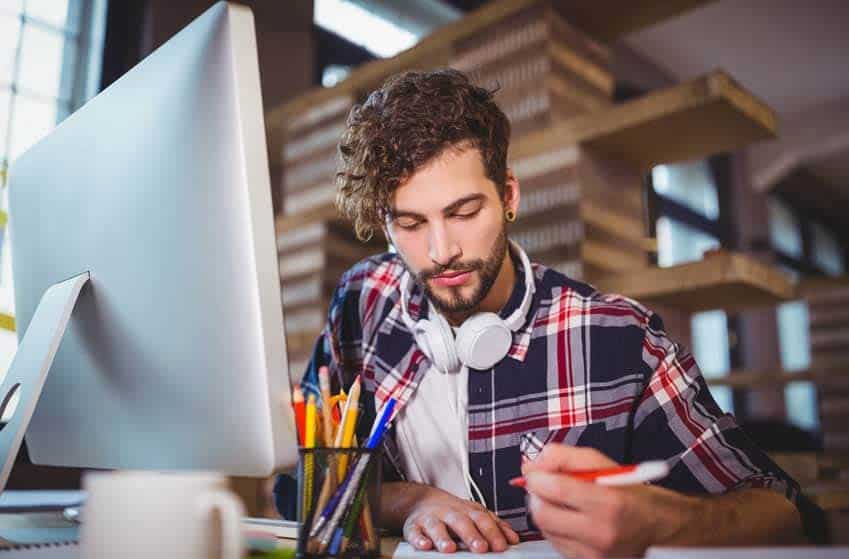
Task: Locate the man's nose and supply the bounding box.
[428,221,461,267]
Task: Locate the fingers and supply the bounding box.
[522,444,618,475]
[403,522,433,551]
[442,510,491,553]
[495,515,521,545]
[420,515,457,553]
[466,510,508,552]
[405,508,519,554]
[524,470,615,512]
[528,493,612,551]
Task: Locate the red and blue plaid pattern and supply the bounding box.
[298,251,801,536]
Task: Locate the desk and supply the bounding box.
[272,534,401,558]
[0,512,78,549]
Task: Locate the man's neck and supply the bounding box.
[445,247,517,326]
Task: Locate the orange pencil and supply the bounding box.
[292,384,306,445]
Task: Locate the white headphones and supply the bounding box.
[399,241,536,373]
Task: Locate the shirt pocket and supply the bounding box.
[519,422,629,465]
[519,427,571,464]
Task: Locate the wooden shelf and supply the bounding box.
[266,0,717,131]
[512,71,777,170]
[555,0,718,42]
[796,275,849,298]
[580,201,657,253]
[593,250,794,312]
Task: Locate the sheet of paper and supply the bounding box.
[647,547,849,559]
[393,539,561,558]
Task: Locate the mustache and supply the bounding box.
[419,260,484,282]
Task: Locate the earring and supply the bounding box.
[505,209,517,223]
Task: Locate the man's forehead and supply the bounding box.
[390,149,495,214]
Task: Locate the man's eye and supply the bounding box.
[396,219,423,230]
[453,209,480,220]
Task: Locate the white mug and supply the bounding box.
[80,470,244,558]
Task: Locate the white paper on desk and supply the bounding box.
[394,539,561,558]
[647,547,849,559]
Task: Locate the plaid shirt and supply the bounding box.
[298,250,801,537]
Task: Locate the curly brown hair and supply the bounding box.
[335,68,511,241]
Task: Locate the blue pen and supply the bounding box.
[309,465,357,538]
[316,398,398,552]
[365,397,396,449]
[328,526,344,556]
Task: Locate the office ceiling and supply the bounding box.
[411,0,849,193]
[623,0,849,117]
[623,0,849,194]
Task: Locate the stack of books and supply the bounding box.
[277,218,385,381]
[451,1,613,138]
[280,94,353,218]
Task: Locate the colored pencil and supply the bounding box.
[292,384,306,445]
[509,460,670,488]
[335,376,361,482]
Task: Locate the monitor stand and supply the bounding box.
[0,272,90,492]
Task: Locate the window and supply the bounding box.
[811,222,844,277]
[768,199,844,432]
[690,309,734,413]
[650,159,734,414]
[1,0,106,170]
[768,198,803,260]
[652,161,719,220]
[0,0,106,374]
[314,0,420,58]
[776,300,818,430]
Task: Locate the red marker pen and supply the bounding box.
[509,460,669,488]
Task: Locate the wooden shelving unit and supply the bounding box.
[511,71,777,169]
[555,0,718,42]
[593,250,795,312]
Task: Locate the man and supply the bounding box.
[289,69,808,557]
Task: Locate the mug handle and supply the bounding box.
[199,488,245,559]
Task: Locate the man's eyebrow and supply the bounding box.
[387,209,424,220]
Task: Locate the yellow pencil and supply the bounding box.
[336,376,361,482]
[303,393,317,518]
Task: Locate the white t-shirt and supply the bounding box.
[393,355,472,500]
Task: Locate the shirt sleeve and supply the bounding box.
[629,311,801,503]
[297,263,405,483]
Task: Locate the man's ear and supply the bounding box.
[504,168,520,215]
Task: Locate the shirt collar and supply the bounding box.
[400,244,539,363]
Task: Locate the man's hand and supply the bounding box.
[522,444,803,558]
[381,482,519,553]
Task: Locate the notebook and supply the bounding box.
[393,539,561,558]
[0,542,78,558]
[241,517,298,539]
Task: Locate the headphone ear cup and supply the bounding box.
[455,312,512,371]
[414,316,460,373]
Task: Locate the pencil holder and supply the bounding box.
[296,447,383,558]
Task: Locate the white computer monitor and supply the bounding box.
[2,2,297,484]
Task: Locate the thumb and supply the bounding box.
[522,444,619,475]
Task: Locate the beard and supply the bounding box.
[416,226,508,316]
